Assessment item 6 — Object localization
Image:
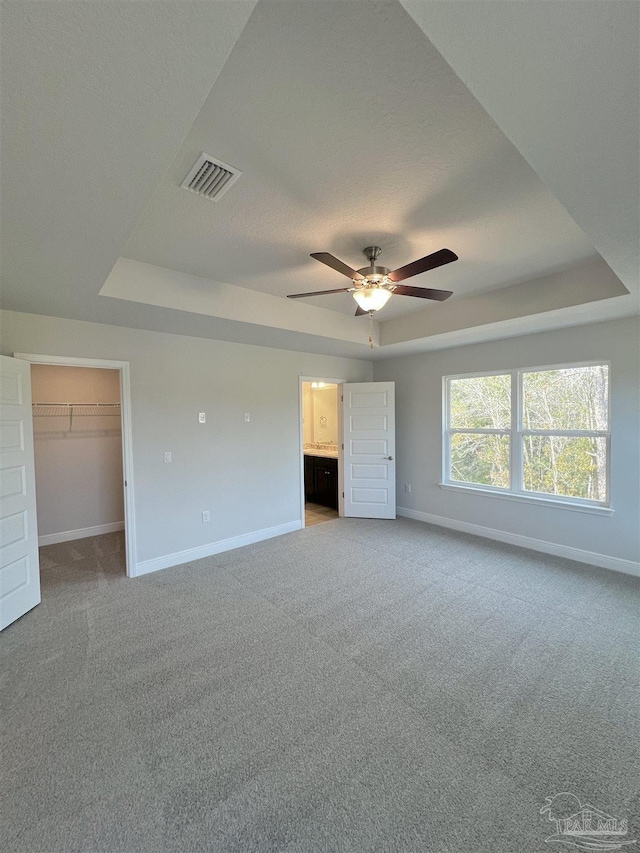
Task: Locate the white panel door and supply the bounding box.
[0,356,40,630]
[343,382,396,519]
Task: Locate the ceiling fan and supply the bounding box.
[287,246,458,315]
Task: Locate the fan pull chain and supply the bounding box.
[369,310,374,348]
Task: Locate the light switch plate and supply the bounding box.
[164,451,172,463]
[202,510,210,523]
[198,412,206,424]
[244,412,250,422]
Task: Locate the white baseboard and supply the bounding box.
[133,520,303,577]
[38,521,124,547]
[396,507,640,577]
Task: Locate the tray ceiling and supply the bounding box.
[2,0,636,359]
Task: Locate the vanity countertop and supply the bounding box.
[304,447,339,459]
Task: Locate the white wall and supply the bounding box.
[374,316,640,571]
[31,365,124,539]
[302,384,339,446]
[312,386,339,445]
[302,383,314,446]
[1,311,372,569]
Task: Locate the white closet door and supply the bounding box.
[0,356,40,630]
[342,382,396,519]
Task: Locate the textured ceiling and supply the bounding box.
[122,0,596,321]
[401,0,640,298]
[0,0,258,317]
[1,0,636,360]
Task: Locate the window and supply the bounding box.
[443,363,610,507]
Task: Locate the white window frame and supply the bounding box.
[441,361,612,514]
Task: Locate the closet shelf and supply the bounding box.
[32,402,121,432]
[32,402,121,415]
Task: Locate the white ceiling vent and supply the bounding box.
[181,153,242,202]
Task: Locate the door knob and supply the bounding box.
[384,456,393,460]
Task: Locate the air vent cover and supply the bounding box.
[181,153,242,202]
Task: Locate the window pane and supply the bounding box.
[522,435,607,501]
[450,375,511,429]
[450,433,510,488]
[522,365,608,431]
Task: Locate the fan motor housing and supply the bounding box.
[356,265,391,279]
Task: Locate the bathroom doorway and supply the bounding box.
[300,379,342,527]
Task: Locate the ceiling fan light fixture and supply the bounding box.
[352,286,392,313]
[290,245,458,312]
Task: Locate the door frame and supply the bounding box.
[298,376,345,527]
[13,353,137,578]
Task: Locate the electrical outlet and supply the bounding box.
[243,412,250,422]
[404,483,412,494]
[164,451,172,463]
[201,510,210,523]
[198,412,206,424]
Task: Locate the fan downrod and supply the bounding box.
[359,246,390,278]
[362,246,382,264]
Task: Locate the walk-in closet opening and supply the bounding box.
[31,364,126,577]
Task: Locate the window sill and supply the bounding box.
[438,482,614,516]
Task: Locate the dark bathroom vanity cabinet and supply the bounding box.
[304,454,338,510]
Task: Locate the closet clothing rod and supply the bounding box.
[32,402,121,407]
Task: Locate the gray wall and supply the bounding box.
[5,308,637,568]
[1,311,372,564]
[374,316,640,564]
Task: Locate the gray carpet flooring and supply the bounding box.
[1,519,639,852]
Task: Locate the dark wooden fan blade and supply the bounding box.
[311,252,365,280]
[391,284,453,301]
[387,248,458,282]
[287,287,352,298]
[355,305,368,316]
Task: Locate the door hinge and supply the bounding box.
[124,480,127,487]
[342,492,344,498]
